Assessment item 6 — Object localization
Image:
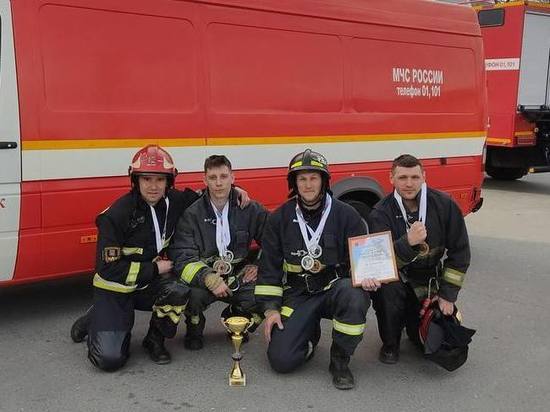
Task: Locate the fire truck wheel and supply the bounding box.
[486,166,527,181]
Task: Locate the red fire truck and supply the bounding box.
[0,0,486,286]
[475,0,550,179]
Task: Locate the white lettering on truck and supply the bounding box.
[392,67,444,99]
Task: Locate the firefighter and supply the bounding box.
[169,155,268,350]
[70,146,250,370]
[368,154,471,365]
[69,145,197,371]
[255,149,376,390]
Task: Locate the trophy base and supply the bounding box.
[229,374,246,386]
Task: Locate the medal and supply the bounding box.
[213,259,232,275]
[301,255,314,271]
[213,259,225,273]
[296,194,332,273]
[223,262,232,275]
[310,259,322,274]
[308,245,322,259]
[222,250,234,263]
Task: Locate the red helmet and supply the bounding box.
[129,145,177,177]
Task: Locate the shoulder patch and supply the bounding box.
[103,247,121,263]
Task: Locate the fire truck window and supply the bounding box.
[207,23,343,113]
[38,5,198,113]
[478,9,505,27]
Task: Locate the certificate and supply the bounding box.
[348,231,399,286]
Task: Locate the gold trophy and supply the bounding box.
[222,316,254,386]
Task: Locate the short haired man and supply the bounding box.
[169,155,268,350]
[70,145,198,371]
[369,154,471,365]
[255,149,376,390]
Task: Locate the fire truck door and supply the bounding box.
[518,12,550,108]
[0,0,21,282]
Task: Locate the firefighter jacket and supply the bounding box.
[255,195,368,313]
[169,188,268,288]
[369,187,470,302]
[93,188,199,294]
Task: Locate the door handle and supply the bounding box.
[0,142,18,149]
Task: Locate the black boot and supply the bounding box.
[70,309,91,343]
[142,326,171,365]
[379,344,400,364]
[184,313,205,351]
[329,343,355,390]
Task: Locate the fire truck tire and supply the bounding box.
[486,166,527,181]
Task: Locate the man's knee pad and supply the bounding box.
[87,330,130,372]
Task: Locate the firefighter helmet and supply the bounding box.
[128,145,177,189]
[419,302,475,371]
[129,145,177,177]
[287,148,330,194]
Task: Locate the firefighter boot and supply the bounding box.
[329,343,355,390]
[70,310,91,343]
[184,313,205,350]
[379,344,400,364]
[142,325,171,365]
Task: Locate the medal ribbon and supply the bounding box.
[211,200,231,258]
[393,182,427,231]
[150,197,170,253]
[295,194,332,255]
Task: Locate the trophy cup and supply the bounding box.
[222,316,254,386]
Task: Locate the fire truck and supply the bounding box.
[0,0,486,286]
[475,0,550,179]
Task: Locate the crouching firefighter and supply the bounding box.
[70,145,199,371]
[169,155,268,350]
[255,149,376,390]
[369,154,472,366]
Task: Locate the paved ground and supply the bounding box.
[1,173,549,412]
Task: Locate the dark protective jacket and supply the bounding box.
[255,196,368,313]
[169,188,268,287]
[93,188,199,293]
[369,187,470,302]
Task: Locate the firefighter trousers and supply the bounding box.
[87,277,189,371]
[371,280,423,349]
[185,280,263,334]
[267,278,370,373]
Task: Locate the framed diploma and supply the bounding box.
[348,231,399,286]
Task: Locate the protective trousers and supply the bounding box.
[87,277,188,371]
[268,278,370,373]
[371,281,423,349]
[184,281,262,333]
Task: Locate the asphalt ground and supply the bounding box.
[1,173,549,412]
